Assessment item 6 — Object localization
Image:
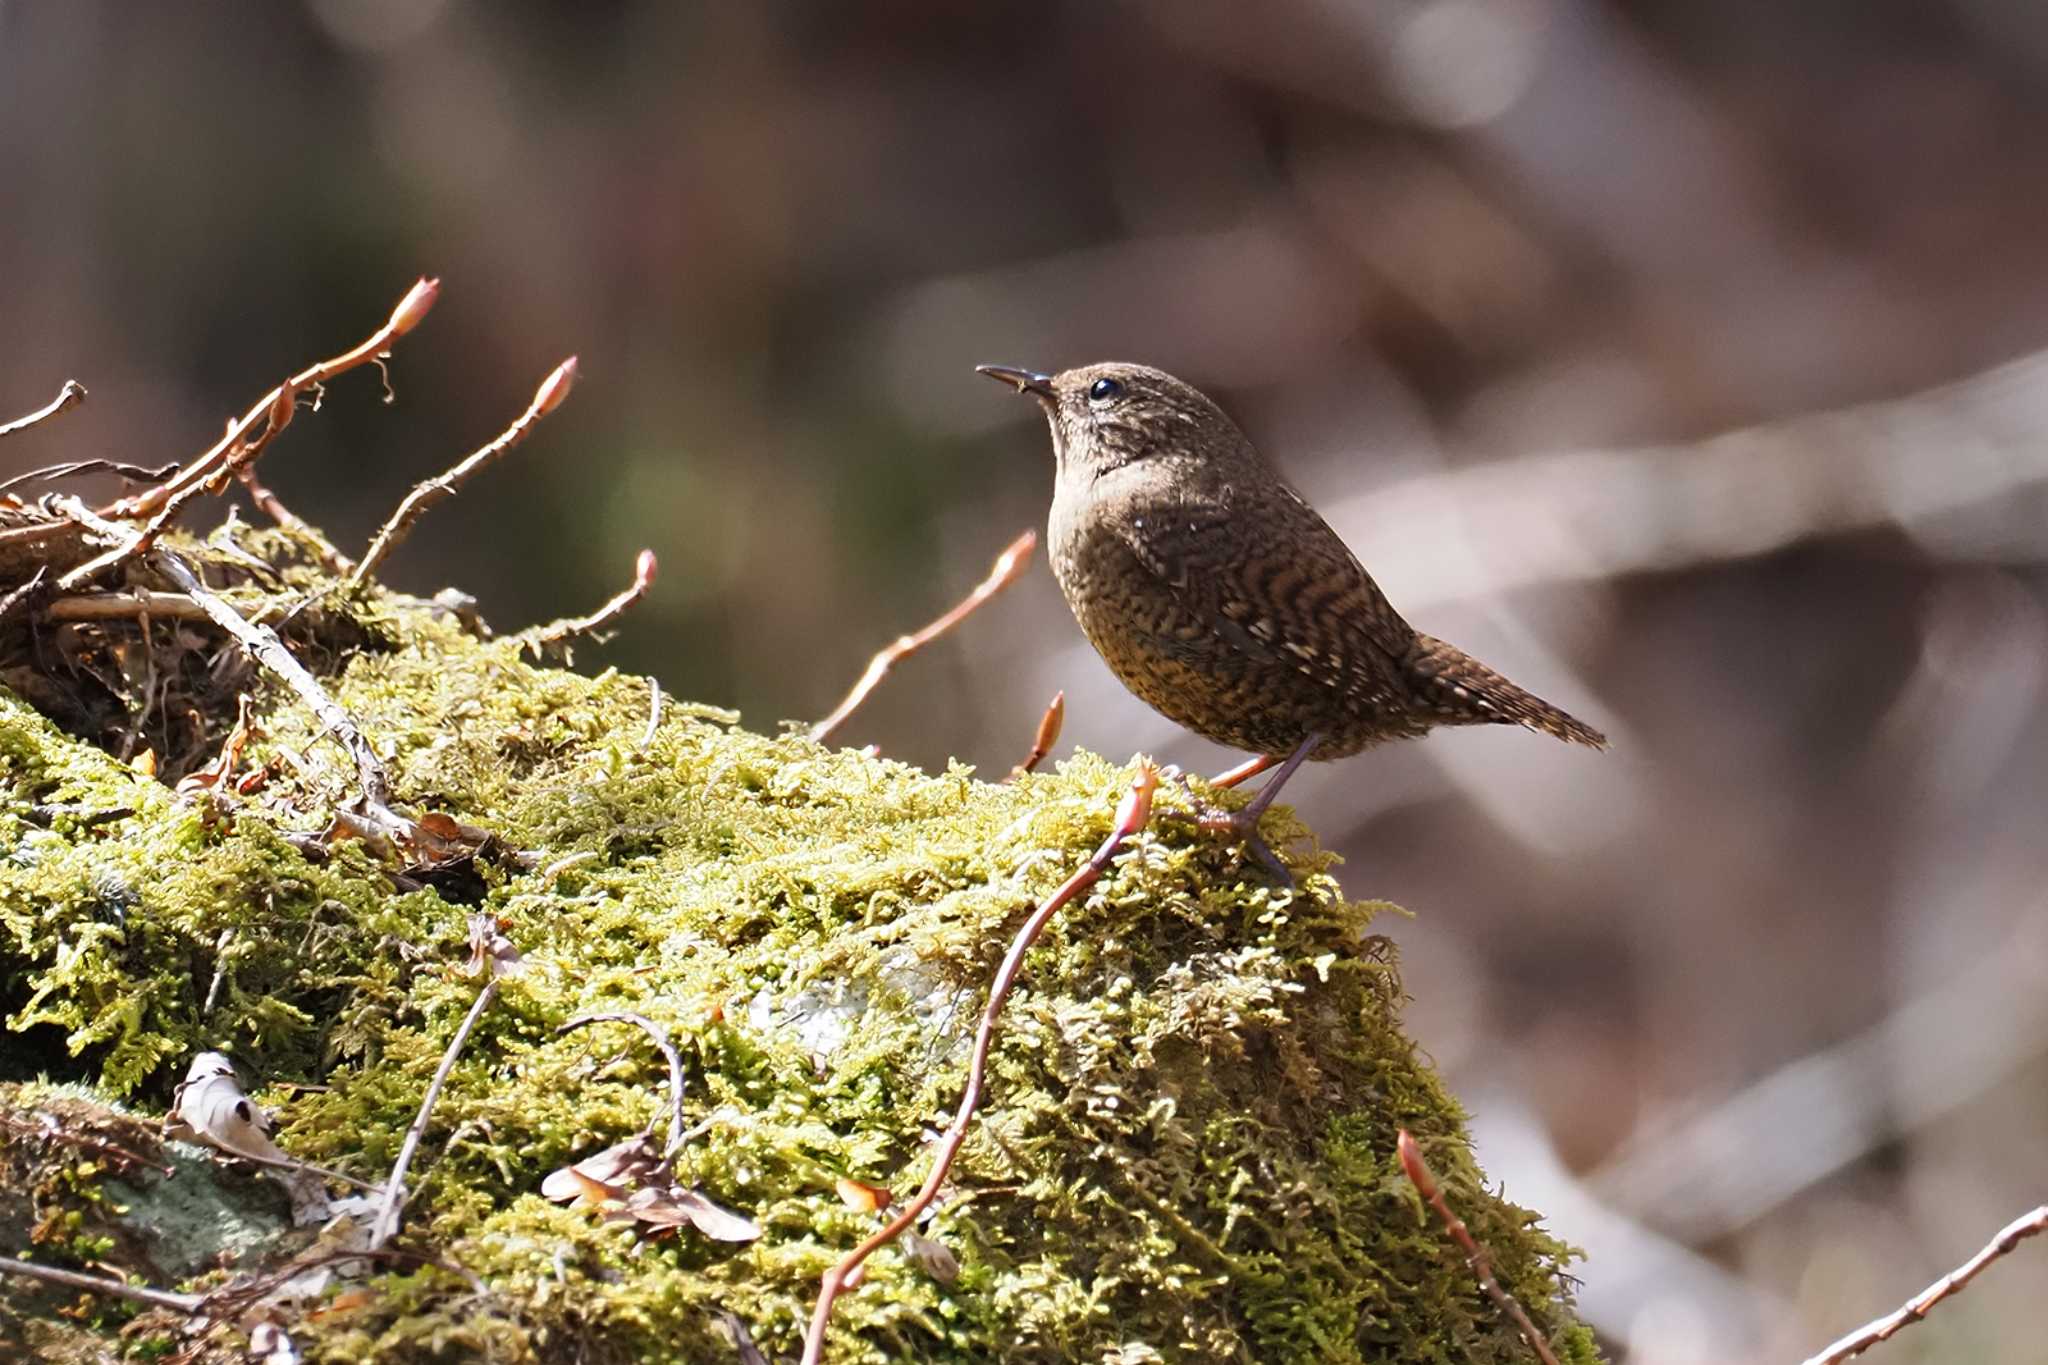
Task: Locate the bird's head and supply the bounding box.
[976,361,1252,483]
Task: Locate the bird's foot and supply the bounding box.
[1158,778,1296,886]
[1158,736,1321,886]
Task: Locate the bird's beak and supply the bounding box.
[976,364,1054,399]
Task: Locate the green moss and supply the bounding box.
[0,539,1596,1362]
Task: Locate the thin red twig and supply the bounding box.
[800,762,1158,1365]
[808,529,1036,744]
[1801,1204,2048,1365]
[1397,1129,1561,1365]
[0,379,87,440]
[527,548,657,650]
[347,356,577,590]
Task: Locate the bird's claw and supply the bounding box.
[1162,795,1296,886]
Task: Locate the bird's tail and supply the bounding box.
[1406,633,1608,749]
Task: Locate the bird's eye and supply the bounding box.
[1088,377,1123,404]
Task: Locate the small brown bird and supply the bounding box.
[979,361,1605,872]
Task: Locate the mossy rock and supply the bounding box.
[0,533,1597,1363]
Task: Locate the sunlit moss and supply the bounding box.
[0,539,1597,1362]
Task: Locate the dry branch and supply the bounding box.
[43,589,211,622]
[56,280,437,588]
[368,913,518,1251]
[808,528,1036,744]
[558,1011,689,1158]
[347,356,577,590]
[115,278,439,521]
[52,496,396,813]
[237,465,355,572]
[1801,1203,2048,1365]
[0,1257,202,1313]
[0,378,86,440]
[800,762,1157,1365]
[0,567,48,628]
[0,456,178,496]
[1397,1130,1560,1365]
[154,549,388,805]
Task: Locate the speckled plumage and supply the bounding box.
[983,361,1606,762]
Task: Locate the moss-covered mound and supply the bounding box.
[0,538,1595,1363]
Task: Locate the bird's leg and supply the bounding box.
[1198,732,1320,833]
[1162,734,1321,882]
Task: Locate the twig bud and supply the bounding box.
[1114,762,1158,836]
[534,357,579,417]
[388,277,441,338]
[264,377,298,438]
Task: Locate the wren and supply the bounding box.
[978,361,1604,872]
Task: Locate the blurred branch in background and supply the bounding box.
[1800,1204,2048,1365]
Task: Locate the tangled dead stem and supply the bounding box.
[0,292,1596,1364]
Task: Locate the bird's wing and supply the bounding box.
[1112,485,1415,698]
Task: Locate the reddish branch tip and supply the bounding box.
[1396,1130,1435,1198]
[1038,692,1065,747]
[633,548,657,588]
[1116,762,1159,834]
[995,528,1036,577]
[388,277,442,338]
[535,357,579,416]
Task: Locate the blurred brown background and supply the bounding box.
[6,2,2048,1360]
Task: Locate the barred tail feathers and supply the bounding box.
[1405,633,1607,749]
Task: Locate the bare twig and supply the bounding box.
[55,497,408,838]
[114,278,439,522]
[0,1257,202,1312]
[800,762,1157,1365]
[1801,1204,2048,1365]
[43,589,211,622]
[237,466,355,573]
[201,929,236,1016]
[347,357,577,590]
[368,913,515,1251]
[142,533,391,808]
[525,548,657,652]
[0,566,49,627]
[809,528,1036,745]
[1008,690,1064,779]
[0,456,176,495]
[61,381,303,589]
[558,1011,689,1158]
[210,1142,384,1195]
[0,378,86,440]
[1397,1130,1561,1365]
[55,280,438,588]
